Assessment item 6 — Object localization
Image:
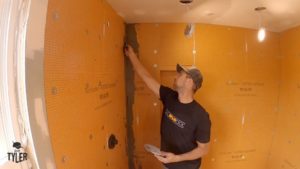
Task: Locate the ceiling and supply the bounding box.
[106,0,300,32]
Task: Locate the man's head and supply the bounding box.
[173,64,203,93]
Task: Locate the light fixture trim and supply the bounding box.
[180,0,193,4]
[254,7,267,12]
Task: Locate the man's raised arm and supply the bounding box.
[124,45,160,98]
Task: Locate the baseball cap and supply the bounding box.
[176,64,203,90]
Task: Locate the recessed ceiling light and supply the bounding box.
[254,7,267,12]
[180,0,193,4]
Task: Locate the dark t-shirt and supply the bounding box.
[159,85,211,169]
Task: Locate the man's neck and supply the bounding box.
[177,90,194,104]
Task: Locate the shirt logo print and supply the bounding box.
[165,109,186,128]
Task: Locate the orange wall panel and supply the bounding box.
[131,23,281,169]
[267,26,300,169]
[43,1,300,167]
[44,0,127,169]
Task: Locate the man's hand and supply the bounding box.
[154,151,180,164]
[123,44,160,97]
[124,44,135,57]
[154,142,210,164]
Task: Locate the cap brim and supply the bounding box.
[176,64,188,73]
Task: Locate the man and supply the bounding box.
[124,45,211,169]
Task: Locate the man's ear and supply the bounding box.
[187,78,194,88]
[187,79,197,92]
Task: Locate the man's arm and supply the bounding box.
[124,45,160,97]
[155,141,210,163]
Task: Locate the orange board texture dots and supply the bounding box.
[132,23,281,169]
[44,0,300,168]
[44,0,127,169]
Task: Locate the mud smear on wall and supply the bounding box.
[124,24,139,169]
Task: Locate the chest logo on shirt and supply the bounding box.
[165,109,186,128]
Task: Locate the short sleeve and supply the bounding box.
[195,113,211,143]
[159,85,175,102]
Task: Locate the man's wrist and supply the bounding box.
[175,154,184,162]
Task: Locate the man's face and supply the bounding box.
[173,71,189,90]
